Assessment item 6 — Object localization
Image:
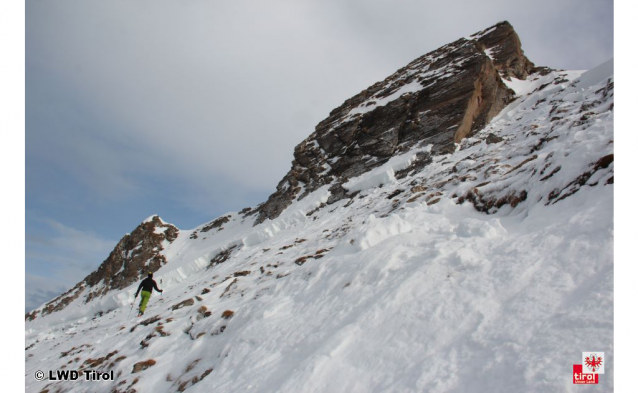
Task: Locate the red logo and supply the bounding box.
[573,364,598,384]
[584,353,603,373]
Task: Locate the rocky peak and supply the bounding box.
[26,215,179,320]
[83,215,178,295]
[255,21,539,225]
[469,21,536,80]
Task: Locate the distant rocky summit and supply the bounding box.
[25,215,178,321]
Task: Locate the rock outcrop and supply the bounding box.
[26,215,178,320]
[255,21,538,224]
[82,215,178,300]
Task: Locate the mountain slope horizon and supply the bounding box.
[26,21,545,319]
[26,21,614,392]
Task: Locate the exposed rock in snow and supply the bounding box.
[25,22,613,393]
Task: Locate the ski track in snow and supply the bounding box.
[25,64,613,392]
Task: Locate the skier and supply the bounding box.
[134,272,163,317]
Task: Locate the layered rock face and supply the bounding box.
[25,216,178,320]
[255,21,538,224]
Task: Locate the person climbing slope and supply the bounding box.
[134,272,163,317]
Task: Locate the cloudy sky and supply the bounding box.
[25,0,613,312]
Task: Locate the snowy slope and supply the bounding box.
[25,63,613,393]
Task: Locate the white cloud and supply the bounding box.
[25,274,69,314]
[27,0,388,201]
[25,217,117,312]
[42,219,116,257]
[27,1,612,216]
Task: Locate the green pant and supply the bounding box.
[138,290,151,313]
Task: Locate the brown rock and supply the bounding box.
[254,21,539,224]
[486,133,504,144]
[201,215,231,233]
[470,21,535,80]
[410,185,428,194]
[132,359,156,373]
[171,298,195,311]
[209,246,238,268]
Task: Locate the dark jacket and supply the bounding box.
[136,277,162,297]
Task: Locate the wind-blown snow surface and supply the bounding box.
[26,64,613,392]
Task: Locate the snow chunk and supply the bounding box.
[502,77,537,96]
[562,91,585,102]
[349,214,413,251]
[456,218,506,238]
[344,167,395,193]
[343,147,430,192]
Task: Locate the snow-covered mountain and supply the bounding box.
[25,22,613,393]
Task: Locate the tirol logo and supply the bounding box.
[582,352,605,374]
[573,364,598,385]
